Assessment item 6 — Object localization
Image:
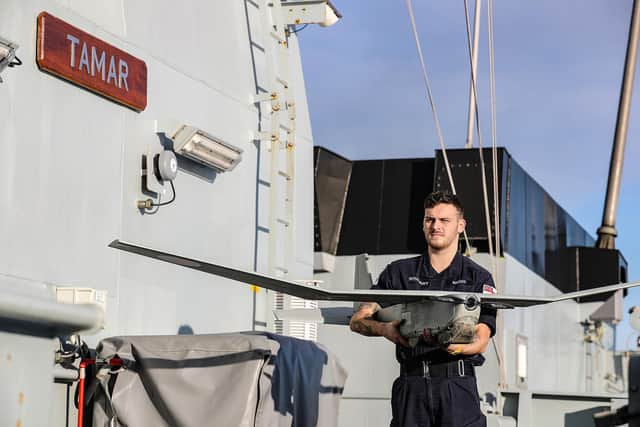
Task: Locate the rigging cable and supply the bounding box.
[462,0,496,270]
[404,0,473,254]
[488,0,501,268]
[487,1,505,383]
[464,0,507,389]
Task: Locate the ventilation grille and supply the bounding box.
[272,292,318,341]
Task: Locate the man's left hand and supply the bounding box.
[446,323,491,356]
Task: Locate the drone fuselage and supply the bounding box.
[375,299,480,347]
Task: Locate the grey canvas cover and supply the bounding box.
[92,333,347,427]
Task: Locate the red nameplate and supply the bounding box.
[36,12,147,111]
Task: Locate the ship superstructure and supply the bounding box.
[0,1,339,425]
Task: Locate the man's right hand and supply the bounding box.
[350,304,410,348]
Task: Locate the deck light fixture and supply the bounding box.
[170,125,243,172]
[282,1,342,27]
[0,36,20,83]
[515,335,528,387]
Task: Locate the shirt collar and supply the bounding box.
[449,252,463,277]
[421,251,463,278]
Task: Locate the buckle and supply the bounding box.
[422,361,430,378]
[457,360,465,376]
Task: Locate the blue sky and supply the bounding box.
[297,1,640,349]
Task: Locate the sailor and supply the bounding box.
[350,191,497,427]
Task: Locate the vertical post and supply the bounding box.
[629,355,640,426]
[464,0,482,148]
[596,0,640,249]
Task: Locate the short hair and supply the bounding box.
[423,191,464,217]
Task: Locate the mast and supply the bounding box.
[464,0,482,148]
[596,0,640,249]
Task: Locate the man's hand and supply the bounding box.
[446,323,491,355]
[350,303,410,347]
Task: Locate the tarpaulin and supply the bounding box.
[91,333,347,427]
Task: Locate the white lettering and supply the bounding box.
[118,59,129,91]
[79,42,90,73]
[107,56,117,85]
[91,46,106,80]
[65,35,136,94]
[66,34,80,68]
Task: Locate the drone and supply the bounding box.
[109,240,640,347]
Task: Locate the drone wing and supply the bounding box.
[109,240,466,304]
[110,240,640,308]
[479,281,640,309]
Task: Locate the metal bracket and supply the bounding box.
[253,92,278,103]
[142,150,166,196]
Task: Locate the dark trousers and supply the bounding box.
[390,374,486,427]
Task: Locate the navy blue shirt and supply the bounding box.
[372,252,497,365]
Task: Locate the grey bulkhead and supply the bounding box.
[2,4,316,425]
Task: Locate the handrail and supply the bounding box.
[0,290,103,337]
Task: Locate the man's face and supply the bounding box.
[423,203,466,251]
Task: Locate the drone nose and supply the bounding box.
[464,295,480,311]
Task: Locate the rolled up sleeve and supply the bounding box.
[477,274,497,337]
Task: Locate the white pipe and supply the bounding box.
[54,365,79,382]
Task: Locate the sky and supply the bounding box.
[296,1,640,350]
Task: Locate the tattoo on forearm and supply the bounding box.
[350,302,382,336]
[351,319,375,336]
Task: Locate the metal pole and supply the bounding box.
[464,0,482,148]
[596,0,640,249]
